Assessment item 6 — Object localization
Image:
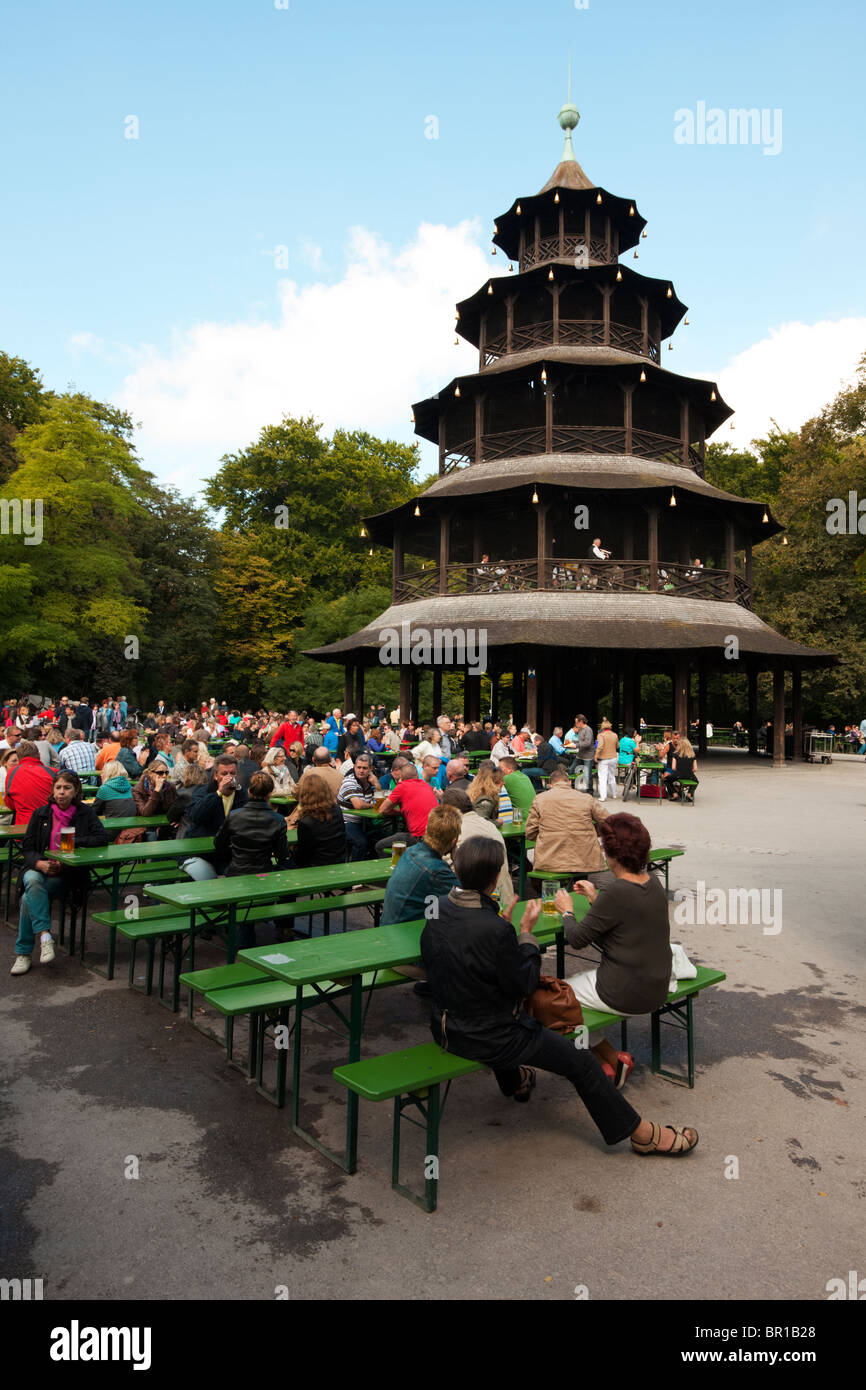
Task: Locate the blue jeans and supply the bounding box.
[345,820,377,862]
[181,857,217,881]
[17,870,67,956]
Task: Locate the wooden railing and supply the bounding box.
[483,319,659,367]
[440,425,703,474]
[393,558,752,608]
[521,234,613,269]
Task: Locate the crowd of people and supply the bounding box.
[0,694,707,1157]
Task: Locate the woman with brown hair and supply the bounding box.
[116,728,142,781]
[665,737,699,802]
[0,747,20,820]
[290,771,346,868]
[468,760,513,824]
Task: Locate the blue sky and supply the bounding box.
[3,0,865,491]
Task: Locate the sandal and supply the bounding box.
[513,1066,536,1103]
[631,1122,699,1156]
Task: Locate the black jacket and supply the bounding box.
[420,888,542,1068]
[186,783,249,870]
[72,703,92,734]
[19,801,110,896]
[291,807,347,868]
[213,800,290,876]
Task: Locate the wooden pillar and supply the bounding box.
[697,663,707,756]
[545,377,553,453]
[697,416,706,474]
[490,668,500,723]
[438,413,446,475]
[536,501,548,589]
[506,297,514,353]
[622,513,634,561]
[673,654,689,734]
[558,202,565,256]
[680,397,690,468]
[623,382,634,455]
[745,542,753,600]
[747,666,758,757]
[648,506,659,591]
[584,206,591,253]
[725,521,736,600]
[640,297,649,356]
[518,228,525,268]
[526,664,538,730]
[605,215,611,259]
[410,668,420,725]
[602,285,611,345]
[478,312,486,370]
[432,667,443,718]
[533,215,540,260]
[791,667,803,762]
[399,667,411,726]
[464,669,481,723]
[631,665,641,733]
[541,658,554,735]
[438,511,450,594]
[344,663,354,714]
[552,283,561,345]
[354,664,365,718]
[513,666,526,726]
[773,667,786,767]
[392,522,404,603]
[474,395,484,465]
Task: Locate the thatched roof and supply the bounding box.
[305,592,834,668]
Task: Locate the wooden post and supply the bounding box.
[354,664,365,718]
[479,312,486,370]
[545,376,553,453]
[344,664,355,714]
[399,667,411,726]
[674,655,689,734]
[513,666,526,726]
[432,666,443,718]
[392,522,404,603]
[623,382,634,455]
[541,659,553,735]
[791,666,803,762]
[584,206,591,254]
[438,413,446,475]
[623,513,634,561]
[680,397,690,468]
[474,394,484,465]
[697,663,707,756]
[773,666,786,767]
[726,521,736,600]
[472,515,483,563]
[526,665,538,730]
[438,511,450,595]
[697,415,706,474]
[519,227,525,268]
[534,215,540,260]
[745,542,753,599]
[640,297,649,356]
[602,285,611,345]
[747,666,758,757]
[490,668,500,723]
[552,283,561,346]
[632,665,641,733]
[505,296,514,353]
[605,215,611,259]
[648,507,659,591]
[536,502,548,589]
[558,202,565,256]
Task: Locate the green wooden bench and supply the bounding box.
[180,962,408,1105]
[528,847,684,898]
[674,778,698,804]
[334,966,726,1211]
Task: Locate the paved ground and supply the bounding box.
[2,752,864,1302]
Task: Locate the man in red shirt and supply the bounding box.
[374,758,438,856]
[5,741,56,824]
[269,709,304,750]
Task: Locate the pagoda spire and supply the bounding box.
[558,55,580,162]
[538,69,594,193]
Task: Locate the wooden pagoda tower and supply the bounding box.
[308,96,832,765]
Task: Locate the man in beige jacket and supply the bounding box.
[524,767,610,885]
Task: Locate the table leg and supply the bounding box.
[345,974,362,1174]
[518,838,526,899]
[3,840,13,923]
[291,973,362,1174]
[106,865,121,980]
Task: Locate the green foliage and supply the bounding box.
[264,585,395,713]
[0,352,50,484]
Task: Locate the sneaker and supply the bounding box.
[10,956,32,975]
[40,937,56,964]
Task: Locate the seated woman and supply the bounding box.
[0,748,20,821]
[116,729,142,781]
[285,742,306,786]
[10,770,109,976]
[421,835,697,1156]
[213,771,291,948]
[93,761,137,829]
[557,813,672,1089]
[468,761,513,824]
[663,737,699,801]
[289,770,347,869]
[262,745,293,792]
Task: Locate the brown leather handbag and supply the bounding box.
[524,976,584,1034]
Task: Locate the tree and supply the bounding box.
[211,532,301,703]
[0,352,49,484]
[264,585,397,713]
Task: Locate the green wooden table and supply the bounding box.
[238,894,581,1173]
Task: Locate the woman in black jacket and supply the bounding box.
[289,771,346,868]
[420,836,699,1157]
[10,770,109,977]
[213,772,290,877]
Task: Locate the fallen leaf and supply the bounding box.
[544,1276,552,1283]
[818,1191,828,1197]
[657,1222,663,1227]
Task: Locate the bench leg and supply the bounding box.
[651,994,696,1087]
[392,1084,441,1213]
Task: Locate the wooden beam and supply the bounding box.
[526,664,538,729]
[673,655,689,734]
[747,665,758,757]
[552,283,561,345]
[725,520,736,600]
[697,663,707,756]
[344,664,354,715]
[640,296,649,356]
[545,376,553,453]
[399,667,411,726]
[773,666,786,767]
[648,506,659,591]
[432,666,443,718]
[438,511,450,595]
[680,396,690,468]
[623,382,634,455]
[791,667,803,762]
[474,394,484,465]
[392,522,404,603]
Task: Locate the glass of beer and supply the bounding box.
[390,841,407,868]
[541,880,559,916]
[512,807,523,826]
[60,826,76,854]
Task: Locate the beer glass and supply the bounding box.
[541,880,559,917]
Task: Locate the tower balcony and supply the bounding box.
[394,558,752,608]
[482,318,660,367]
[520,230,614,270]
[442,424,703,474]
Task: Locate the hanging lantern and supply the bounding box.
[669,490,677,507]
[516,204,522,215]
[629,204,635,216]
[616,268,623,282]
[414,504,421,517]
[494,223,498,233]
[554,191,560,204]
[633,250,639,259]
[596,193,602,204]
[782,535,789,546]
[491,246,497,255]
[668,341,673,351]
[411,411,416,422]
[360,524,368,538]
[454,335,459,345]
[666,286,673,298]
[454,384,461,397]
[487,283,494,295]
[540,368,547,384]
[642,229,647,239]
[509,263,514,272]
[548,267,554,280]
[532,486,539,504]
[639,369,647,383]
[762,510,769,523]
[368,547,374,557]
[710,390,716,401]
[730,422,735,430]
[455,308,460,320]
[684,316,690,325]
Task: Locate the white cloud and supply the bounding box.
[117,220,491,494]
[717,317,866,447]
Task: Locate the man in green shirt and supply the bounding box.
[498,757,536,816]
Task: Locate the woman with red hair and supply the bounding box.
[556,812,678,1102]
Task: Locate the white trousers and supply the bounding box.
[597,758,617,801]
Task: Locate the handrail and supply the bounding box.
[393,558,751,607]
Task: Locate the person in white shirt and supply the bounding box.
[591,538,611,560]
